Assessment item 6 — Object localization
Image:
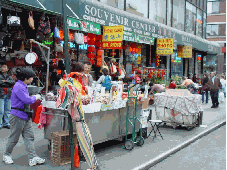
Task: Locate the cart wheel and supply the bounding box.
[172,125,177,130]
[125,139,134,150]
[136,136,145,146]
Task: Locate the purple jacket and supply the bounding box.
[10,80,36,120]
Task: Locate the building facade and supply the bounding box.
[206,0,226,74]
[2,0,221,80]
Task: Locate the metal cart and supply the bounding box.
[124,84,145,150]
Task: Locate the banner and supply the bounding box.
[102,25,124,49]
[156,38,173,55]
[177,45,192,58]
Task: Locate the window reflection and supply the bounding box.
[149,0,167,24]
[100,0,124,10]
[172,0,185,31]
[126,0,148,17]
[185,2,196,35]
[196,9,203,37]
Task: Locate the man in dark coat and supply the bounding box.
[207,72,222,108]
[0,63,15,129]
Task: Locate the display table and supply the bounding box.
[41,101,142,145]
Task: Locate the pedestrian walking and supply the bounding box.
[201,74,209,104]
[207,72,222,108]
[0,63,15,129]
[3,68,45,166]
[220,75,226,97]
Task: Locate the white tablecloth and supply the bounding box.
[154,93,202,115]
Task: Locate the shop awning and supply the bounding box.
[4,0,221,54]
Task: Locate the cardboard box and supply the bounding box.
[142,98,149,109]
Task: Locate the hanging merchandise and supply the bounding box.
[155,54,160,67]
[55,43,63,53]
[7,15,20,27]
[37,14,51,39]
[87,46,95,53]
[87,53,95,59]
[54,27,60,39]
[87,33,96,45]
[28,11,35,30]
[74,33,84,44]
[96,50,103,67]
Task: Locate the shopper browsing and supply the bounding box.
[201,74,209,104]
[82,61,93,87]
[168,79,176,89]
[148,83,165,95]
[3,68,45,166]
[96,68,112,91]
[177,76,196,94]
[220,75,226,97]
[0,63,15,130]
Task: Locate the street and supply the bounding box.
[0,99,225,170]
[150,125,226,170]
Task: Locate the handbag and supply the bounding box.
[37,14,51,36]
[202,83,209,91]
[28,11,35,30]
[7,16,21,27]
[55,43,63,53]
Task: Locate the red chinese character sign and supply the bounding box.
[156,38,173,55]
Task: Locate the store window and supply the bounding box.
[203,12,206,38]
[207,24,226,36]
[171,52,183,77]
[100,0,124,10]
[207,1,220,14]
[172,0,185,31]
[185,2,196,35]
[196,9,203,37]
[200,0,204,9]
[149,0,166,24]
[167,0,172,26]
[126,0,148,17]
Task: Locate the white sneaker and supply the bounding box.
[3,154,14,164]
[29,157,45,166]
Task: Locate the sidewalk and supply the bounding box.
[0,98,226,170]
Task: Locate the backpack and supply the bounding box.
[102,75,112,90]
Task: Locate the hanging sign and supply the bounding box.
[177,45,192,58]
[67,18,101,35]
[156,38,173,55]
[102,25,124,49]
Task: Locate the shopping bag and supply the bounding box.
[219,92,224,103]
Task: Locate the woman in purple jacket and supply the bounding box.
[3,68,45,166]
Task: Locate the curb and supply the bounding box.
[133,120,226,170]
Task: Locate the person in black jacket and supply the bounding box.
[201,73,209,104]
[0,63,15,129]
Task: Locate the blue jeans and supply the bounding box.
[202,91,209,103]
[0,95,11,127]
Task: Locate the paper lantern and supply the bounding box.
[87,46,95,53]
[89,58,95,65]
[96,35,102,41]
[96,41,102,48]
[88,40,95,45]
[87,53,95,59]
[155,62,159,67]
[87,33,96,39]
[122,45,127,50]
[130,43,137,48]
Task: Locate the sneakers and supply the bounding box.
[3,154,14,164]
[29,157,45,166]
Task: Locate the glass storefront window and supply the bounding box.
[206,24,225,36]
[196,9,203,37]
[149,0,167,24]
[167,0,172,26]
[100,0,124,10]
[203,12,206,38]
[172,0,185,31]
[197,0,200,7]
[185,2,196,35]
[171,52,183,77]
[200,0,204,9]
[126,0,148,17]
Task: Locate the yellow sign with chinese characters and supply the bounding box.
[177,45,192,58]
[102,25,124,42]
[156,38,173,55]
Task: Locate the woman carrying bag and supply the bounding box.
[201,74,209,104]
[3,68,45,166]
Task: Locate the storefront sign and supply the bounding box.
[177,45,192,58]
[11,0,220,54]
[156,39,173,55]
[102,41,122,49]
[102,25,124,49]
[67,18,101,35]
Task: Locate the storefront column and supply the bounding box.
[167,55,170,80]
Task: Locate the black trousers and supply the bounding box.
[210,90,219,106]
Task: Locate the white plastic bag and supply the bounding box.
[219,92,224,103]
